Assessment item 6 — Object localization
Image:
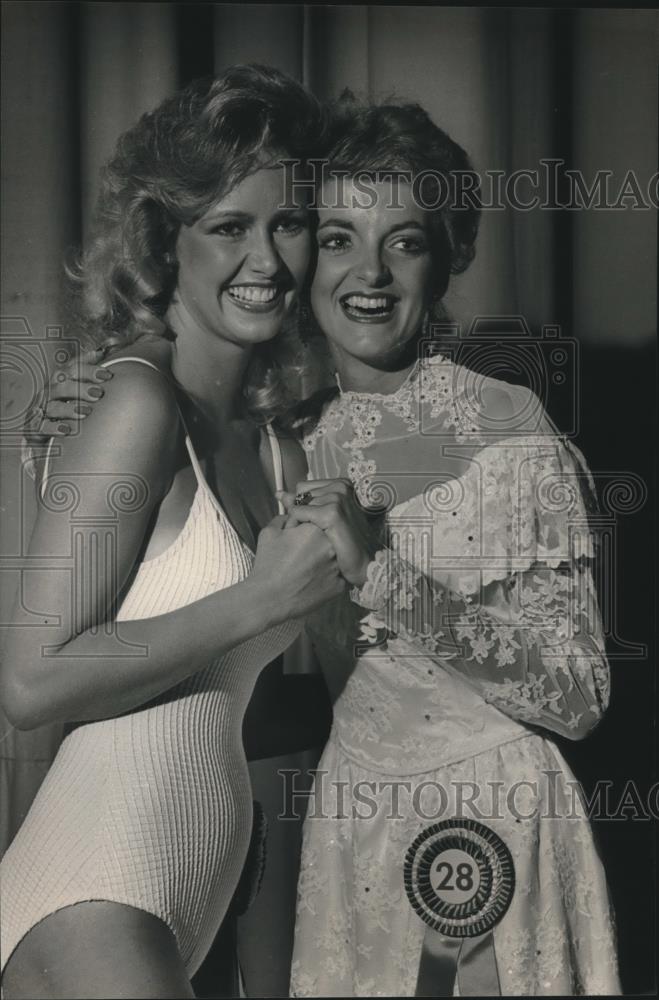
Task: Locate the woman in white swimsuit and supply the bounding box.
[0,65,344,999]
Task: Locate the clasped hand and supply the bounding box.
[276,479,379,588]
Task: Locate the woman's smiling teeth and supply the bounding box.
[227,284,280,305]
[226,285,283,312]
[340,293,397,320]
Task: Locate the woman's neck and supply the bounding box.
[166,299,252,426]
[330,339,421,395]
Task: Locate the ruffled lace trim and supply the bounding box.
[352,547,444,615]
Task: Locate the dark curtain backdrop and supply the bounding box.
[1,3,656,994]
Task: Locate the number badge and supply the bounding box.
[404,818,515,938]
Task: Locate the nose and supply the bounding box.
[247,230,281,278]
[355,244,391,288]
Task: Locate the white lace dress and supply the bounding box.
[290,355,620,997]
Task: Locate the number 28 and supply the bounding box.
[435,860,474,891]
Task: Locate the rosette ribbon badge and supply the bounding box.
[404,819,515,996]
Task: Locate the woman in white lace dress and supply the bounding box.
[281,98,621,996]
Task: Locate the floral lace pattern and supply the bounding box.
[353,555,609,740]
[293,357,619,996]
[303,356,485,505]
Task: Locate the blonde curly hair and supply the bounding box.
[69,64,325,426]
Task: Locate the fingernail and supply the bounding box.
[96,369,113,381]
[75,404,92,415]
[88,386,104,398]
[58,424,71,435]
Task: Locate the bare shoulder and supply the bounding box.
[86,355,177,435]
[46,356,180,498]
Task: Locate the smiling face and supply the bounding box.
[310,176,436,373]
[171,165,310,347]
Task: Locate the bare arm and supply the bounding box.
[2,364,344,730]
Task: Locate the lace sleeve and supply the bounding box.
[351,438,610,741]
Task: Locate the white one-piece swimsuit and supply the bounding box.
[0,357,300,977]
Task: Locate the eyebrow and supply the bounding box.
[204,209,253,223]
[317,218,427,235]
[204,207,307,223]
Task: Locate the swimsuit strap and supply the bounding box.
[265,423,285,515]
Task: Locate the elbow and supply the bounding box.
[563,727,591,743]
[7,712,41,733]
[0,676,51,731]
[2,702,41,732]
[564,708,605,742]
[1,635,69,730]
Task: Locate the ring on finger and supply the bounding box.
[294,491,314,506]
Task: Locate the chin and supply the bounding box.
[217,309,285,345]
[216,294,293,346]
[235,322,282,344]
[336,327,415,363]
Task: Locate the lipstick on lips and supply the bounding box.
[225,282,285,313]
[340,292,398,323]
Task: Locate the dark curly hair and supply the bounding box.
[71,64,325,423]
[317,92,481,307]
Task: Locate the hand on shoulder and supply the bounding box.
[44,355,180,504]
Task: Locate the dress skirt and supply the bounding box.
[290,730,621,997]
